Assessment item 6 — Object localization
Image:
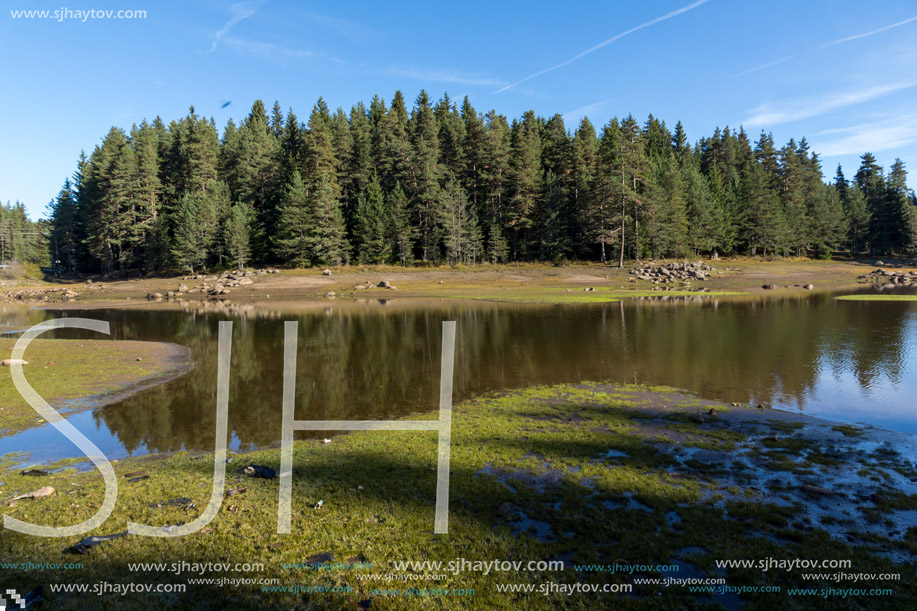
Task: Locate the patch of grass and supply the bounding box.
[0,339,190,437]
[832,424,865,437]
[761,436,813,452]
[766,419,806,434]
[836,294,917,301]
[0,383,913,609]
[449,288,746,305]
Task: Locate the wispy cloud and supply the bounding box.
[494,0,711,93]
[221,35,325,61]
[208,1,266,53]
[744,82,917,128]
[302,12,378,43]
[384,66,508,89]
[563,100,613,124]
[818,16,917,49]
[734,16,917,78]
[815,113,917,156]
[731,55,793,78]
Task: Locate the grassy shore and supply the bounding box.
[1,383,914,609]
[0,339,192,438]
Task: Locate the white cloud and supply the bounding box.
[815,113,917,156]
[495,0,711,93]
[743,82,917,128]
[562,100,613,124]
[208,1,266,53]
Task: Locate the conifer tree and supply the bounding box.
[409,90,443,262]
[303,170,348,266]
[388,182,413,266]
[532,171,571,261]
[682,162,720,256]
[353,176,390,263]
[224,202,253,270]
[837,166,870,255]
[460,97,486,213]
[617,114,648,266]
[347,103,374,218]
[434,93,466,179]
[856,153,892,254]
[592,119,622,265]
[480,110,512,261]
[331,107,354,207]
[274,171,311,266]
[270,101,285,139]
[570,118,597,259]
[171,183,221,274]
[439,175,482,265]
[644,155,687,259]
[224,101,280,257]
[508,111,542,259]
[808,185,847,259]
[47,179,77,270]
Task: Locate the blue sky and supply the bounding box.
[2,0,916,219]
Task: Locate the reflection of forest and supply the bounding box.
[33,295,914,454]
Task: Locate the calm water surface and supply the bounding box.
[1,291,916,463]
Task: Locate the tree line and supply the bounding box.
[42,91,917,274]
[0,201,44,265]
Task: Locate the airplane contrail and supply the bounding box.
[494,0,711,94]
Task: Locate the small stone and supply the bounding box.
[306,551,334,563]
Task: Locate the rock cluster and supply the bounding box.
[0,287,78,303]
[352,280,397,291]
[630,261,715,284]
[158,270,258,300]
[180,268,277,282]
[860,268,917,286]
